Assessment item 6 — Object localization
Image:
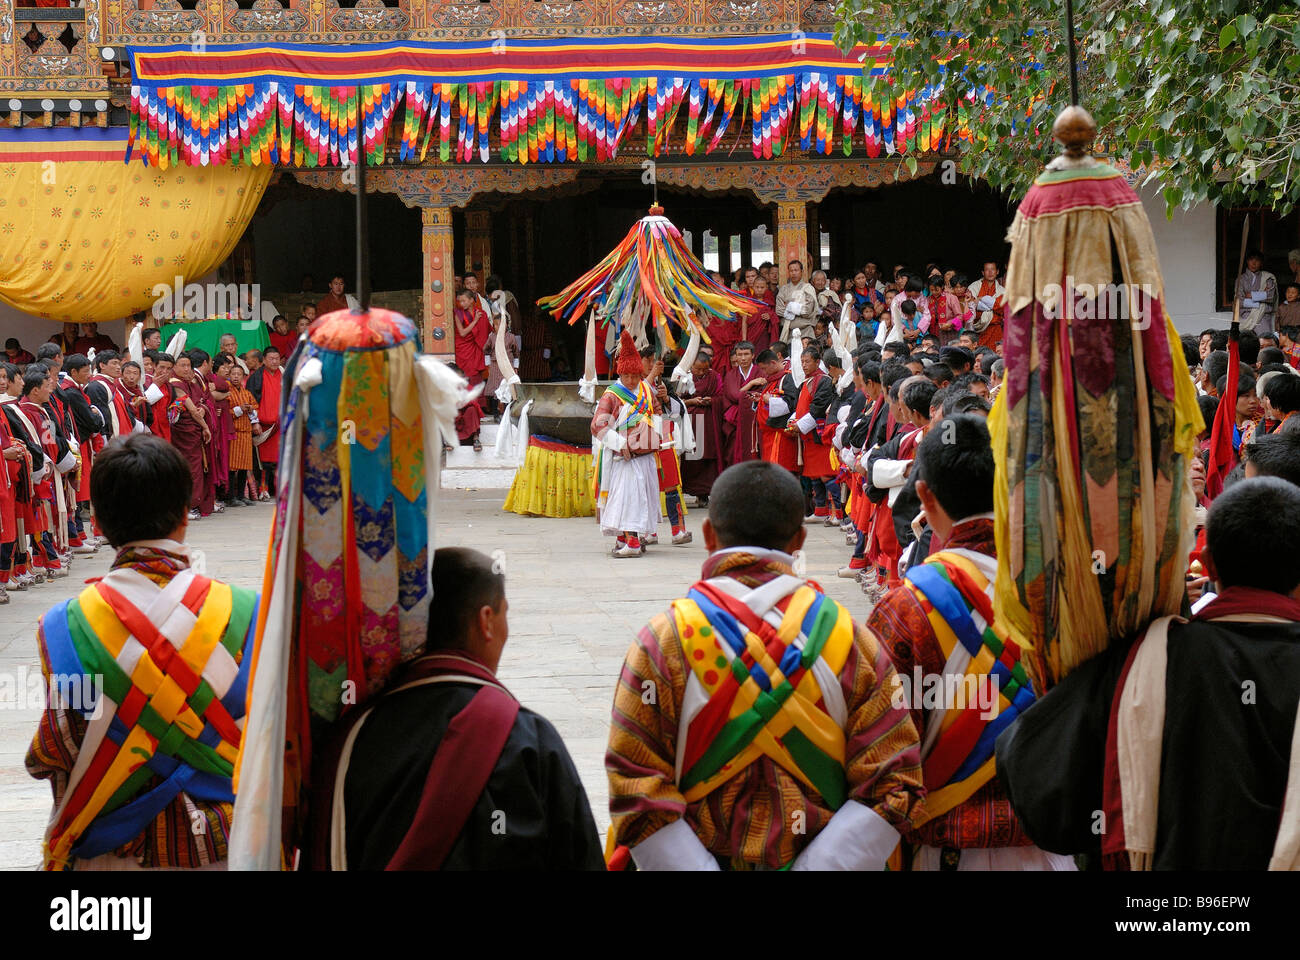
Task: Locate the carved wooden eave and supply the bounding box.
[280,157,941,210]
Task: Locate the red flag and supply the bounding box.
[1205,326,1240,500]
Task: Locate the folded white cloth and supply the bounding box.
[796,412,817,434]
[790,801,900,871]
[144,382,164,405]
[767,396,790,418]
[630,819,721,872]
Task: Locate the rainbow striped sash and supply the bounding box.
[671,577,853,807]
[38,570,257,870]
[902,550,1035,823]
[594,379,658,505]
[605,379,654,429]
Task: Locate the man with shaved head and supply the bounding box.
[606,460,924,870]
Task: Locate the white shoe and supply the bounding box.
[845,531,858,546]
[671,530,693,545]
[0,586,8,604]
[12,573,31,590]
[838,564,866,579]
[804,513,819,524]
[47,566,69,580]
[823,515,839,527]
[72,544,97,555]
[613,543,643,558]
[645,533,659,545]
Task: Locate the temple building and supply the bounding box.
[0,2,1285,353]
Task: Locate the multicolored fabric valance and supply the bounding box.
[125,34,995,168]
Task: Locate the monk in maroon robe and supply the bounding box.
[720,342,764,466]
[454,290,491,412]
[248,345,284,493]
[167,353,215,517]
[680,352,726,501]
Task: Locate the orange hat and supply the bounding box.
[616,329,642,376]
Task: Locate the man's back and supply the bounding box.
[341,679,604,871]
[998,610,1300,869]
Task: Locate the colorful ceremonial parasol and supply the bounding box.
[228,307,475,870]
[988,106,1203,690]
[537,204,764,395]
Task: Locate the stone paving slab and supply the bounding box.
[0,490,868,868]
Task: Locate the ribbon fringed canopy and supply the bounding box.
[989,158,1203,690]
[125,35,998,167]
[538,206,763,350]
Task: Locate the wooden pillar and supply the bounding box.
[717,231,732,278]
[806,204,820,270]
[463,208,491,286]
[691,225,705,262]
[422,205,454,355]
[740,225,753,272]
[776,200,809,277]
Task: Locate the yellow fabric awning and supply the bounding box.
[0,129,270,324]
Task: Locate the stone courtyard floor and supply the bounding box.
[0,488,868,869]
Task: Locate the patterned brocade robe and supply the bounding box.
[607,549,925,869]
[866,518,1036,854]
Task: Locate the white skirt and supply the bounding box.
[598,453,661,537]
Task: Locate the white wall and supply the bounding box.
[1140,189,1232,334]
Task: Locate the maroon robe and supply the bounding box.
[168,375,215,515]
[745,304,777,357]
[721,363,764,466]
[681,369,725,497]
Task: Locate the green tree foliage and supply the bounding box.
[836,1,1300,214]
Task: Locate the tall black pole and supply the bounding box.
[1065,0,1080,107]
[355,130,370,313]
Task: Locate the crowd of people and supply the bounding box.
[586,257,1005,576]
[13,251,1300,874]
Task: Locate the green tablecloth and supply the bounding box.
[159,319,270,356]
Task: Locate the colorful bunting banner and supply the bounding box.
[125,34,991,167]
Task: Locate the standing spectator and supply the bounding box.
[970,262,1006,350]
[1237,248,1277,337]
[226,362,258,506]
[680,349,725,505]
[775,260,818,342]
[1277,284,1300,330]
[268,315,297,360]
[744,274,777,357]
[210,353,237,509]
[247,345,284,499]
[315,273,355,316]
[927,274,964,346]
[167,351,213,521]
[453,289,491,412]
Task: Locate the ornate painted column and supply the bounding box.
[464,208,492,285]
[775,200,809,275]
[422,206,454,356]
